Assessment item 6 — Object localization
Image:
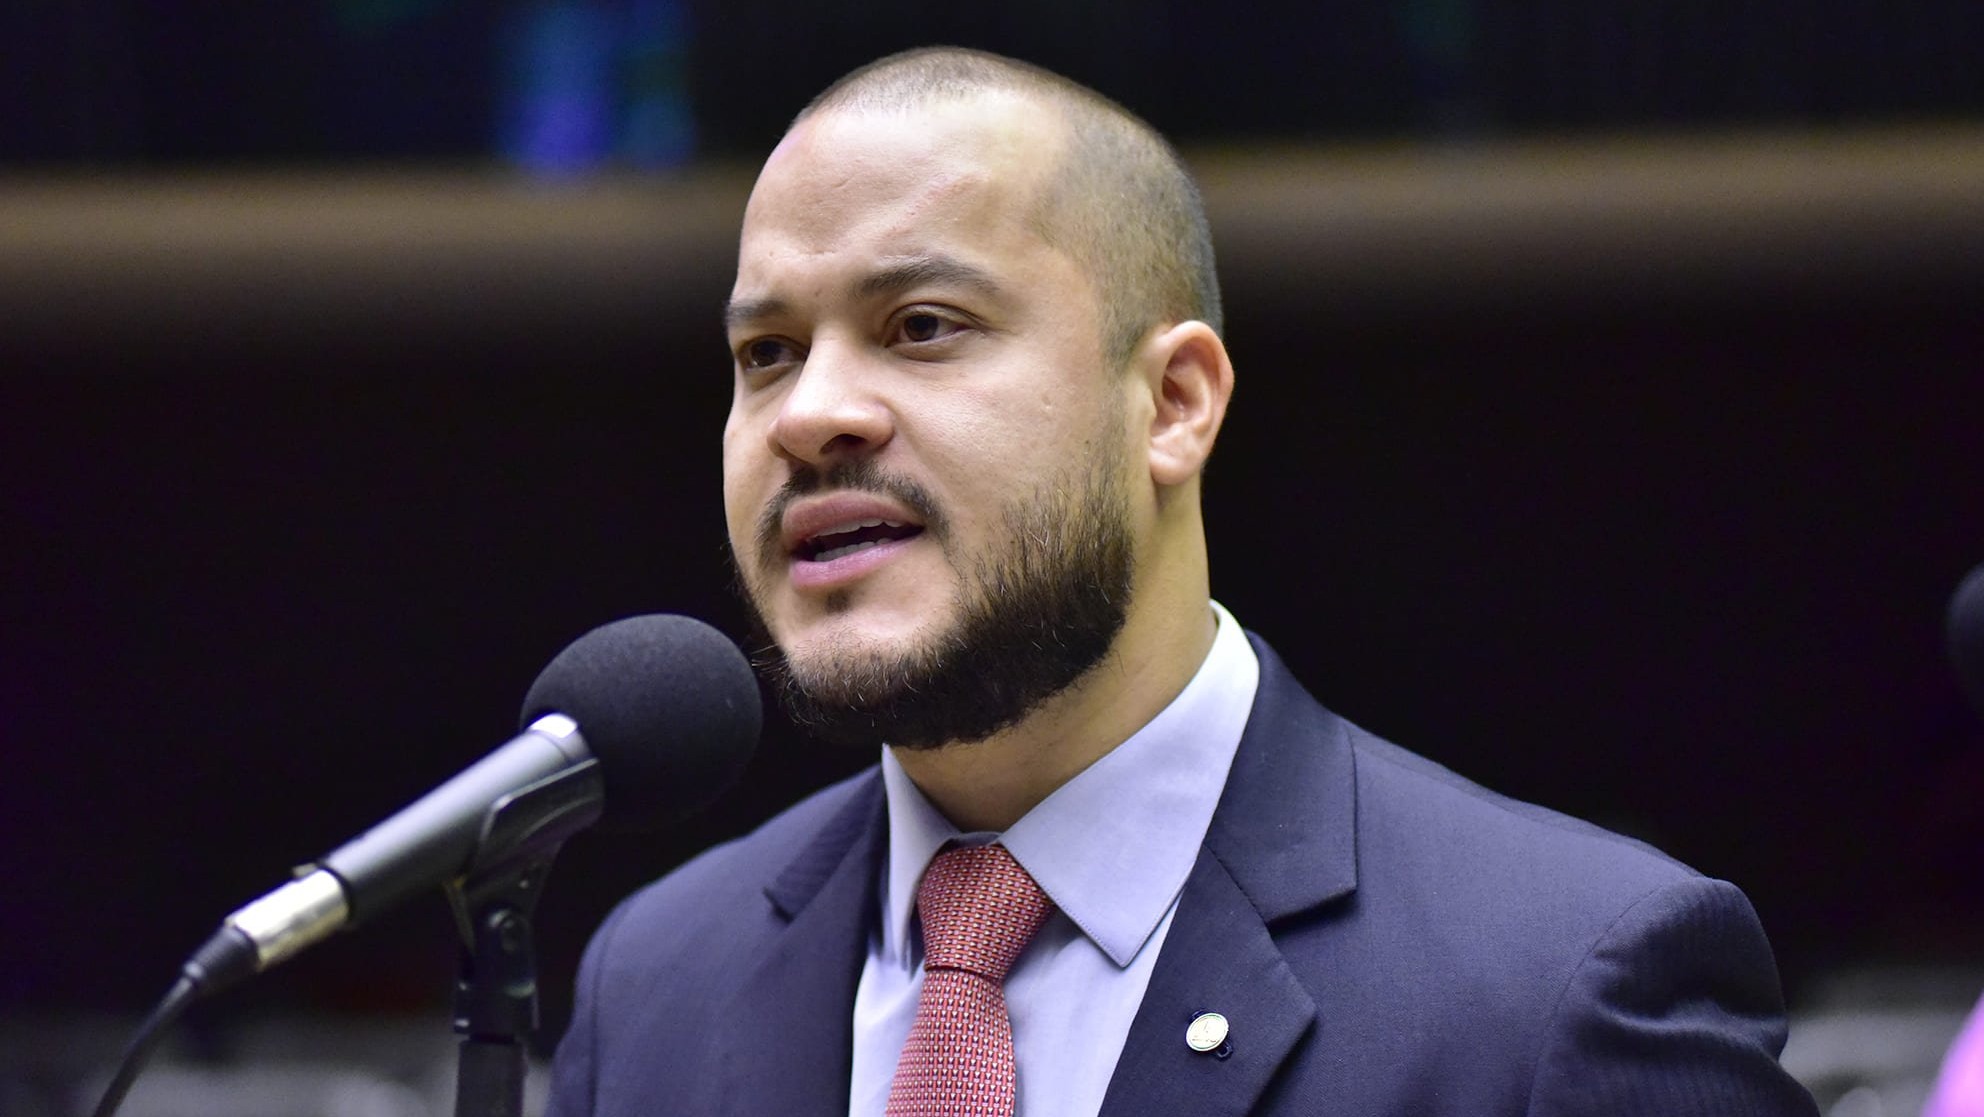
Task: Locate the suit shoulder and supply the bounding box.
[1323,716,1766,994]
[610,764,880,923]
[1346,721,1700,896]
[1310,726,1807,1113]
[547,769,882,1115]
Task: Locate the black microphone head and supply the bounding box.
[521,614,761,830]
[1951,563,1984,720]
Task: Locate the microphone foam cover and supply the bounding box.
[521,614,761,830]
[1951,563,1984,720]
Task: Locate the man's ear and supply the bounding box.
[1142,320,1235,487]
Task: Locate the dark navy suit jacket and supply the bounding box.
[546,636,1818,1115]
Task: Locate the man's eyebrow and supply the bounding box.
[722,256,999,332]
[723,295,788,332]
[854,256,1002,302]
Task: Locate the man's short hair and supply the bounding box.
[796,46,1223,367]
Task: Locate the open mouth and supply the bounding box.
[796,519,923,563]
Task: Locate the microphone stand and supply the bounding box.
[443,758,605,1117]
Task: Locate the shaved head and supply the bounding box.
[796,46,1222,366]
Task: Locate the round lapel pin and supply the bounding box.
[1186,1011,1230,1054]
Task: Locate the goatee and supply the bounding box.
[735,458,1134,750]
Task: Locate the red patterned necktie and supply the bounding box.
[885,843,1056,1117]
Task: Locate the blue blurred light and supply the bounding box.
[498,0,695,175]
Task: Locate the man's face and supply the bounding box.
[722,93,1145,746]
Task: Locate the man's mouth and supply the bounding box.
[796,519,924,563]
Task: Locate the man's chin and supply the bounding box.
[756,636,948,750]
[770,601,953,665]
[776,631,940,698]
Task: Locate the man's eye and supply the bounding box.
[902,313,946,343]
[740,338,798,370]
[894,310,966,347]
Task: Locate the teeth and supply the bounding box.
[815,539,884,562]
[797,517,916,562]
[825,518,901,534]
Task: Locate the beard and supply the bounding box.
[734,454,1135,750]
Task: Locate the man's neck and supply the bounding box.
[890,599,1218,832]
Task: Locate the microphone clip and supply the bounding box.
[443,720,606,1117]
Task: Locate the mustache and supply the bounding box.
[753,459,948,570]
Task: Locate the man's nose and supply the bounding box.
[766,340,893,467]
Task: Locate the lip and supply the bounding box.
[779,492,927,591]
[787,532,922,589]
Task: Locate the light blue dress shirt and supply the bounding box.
[849,602,1261,1117]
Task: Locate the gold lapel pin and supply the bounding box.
[1186,1011,1230,1054]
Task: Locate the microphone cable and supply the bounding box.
[89,976,194,1117]
[91,926,257,1117]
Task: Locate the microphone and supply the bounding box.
[1951,563,1984,718]
[182,614,762,997]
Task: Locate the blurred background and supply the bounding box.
[2,2,1981,1115]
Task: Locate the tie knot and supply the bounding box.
[915,844,1054,983]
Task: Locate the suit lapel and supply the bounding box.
[714,774,885,1117]
[1098,849,1319,1116]
[1100,636,1359,1115]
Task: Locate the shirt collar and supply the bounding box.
[878,601,1260,968]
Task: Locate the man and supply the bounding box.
[547,47,1817,1116]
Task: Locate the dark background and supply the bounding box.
[2,0,1981,1056]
